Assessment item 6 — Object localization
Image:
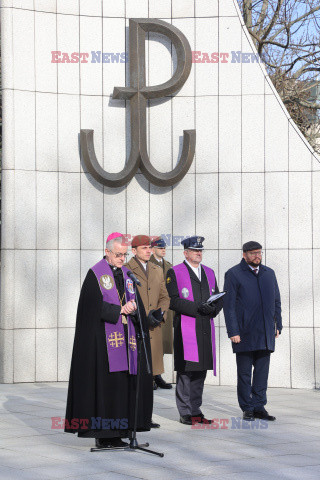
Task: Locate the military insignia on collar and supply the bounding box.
[100,274,114,290]
[181,287,189,298]
[166,277,171,284]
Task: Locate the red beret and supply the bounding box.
[131,235,151,248]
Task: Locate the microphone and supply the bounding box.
[127,270,141,286]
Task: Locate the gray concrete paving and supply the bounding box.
[0,383,319,479]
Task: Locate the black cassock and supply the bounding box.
[166,262,223,373]
[65,266,153,439]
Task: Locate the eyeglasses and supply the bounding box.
[110,251,128,259]
[247,251,263,257]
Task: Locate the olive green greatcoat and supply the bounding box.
[149,255,174,354]
[125,257,170,375]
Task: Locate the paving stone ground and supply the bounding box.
[0,383,319,479]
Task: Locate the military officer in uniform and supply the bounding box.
[126,235,170,427]
[166,236,223,425]
[150,237,174,390]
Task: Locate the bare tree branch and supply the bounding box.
[238,0,320,153]
[269,5,320,43]
[254,0,269,35]
[260,0,284,43]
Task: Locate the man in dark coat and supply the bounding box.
[150,236,174,390]
[223,241,282,421]
[166,236,223,425]
[65,233,153,448]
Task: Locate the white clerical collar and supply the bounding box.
[105,259,117,271]
[248,264,259,273]
[185,260,201,280]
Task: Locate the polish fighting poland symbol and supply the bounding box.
[80,18,196,188]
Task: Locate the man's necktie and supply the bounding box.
[253,268,258,275]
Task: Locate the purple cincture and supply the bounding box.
[91,259,137,375]
[173,263,217,375]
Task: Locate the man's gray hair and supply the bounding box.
[105,237,123,250]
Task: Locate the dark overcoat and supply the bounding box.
[166,261,223,373]
[223,258,282,353]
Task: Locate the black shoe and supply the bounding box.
[192,413,212,424]
[95,438,113,449]
[254,408,276,421]
[243,410,255,421]
[180,415,192,425]
[110,438,129,447]
[95,437,129,449]
[153,380,158,390]
[154,375,172,389]
[150,419,160,428]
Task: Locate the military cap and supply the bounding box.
[242,240,262,252]
[131,235,151,248]
[181,236,205,250]
[151,237,167,248]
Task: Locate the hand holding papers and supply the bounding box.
[206,291,226,305]
[198,292,226,316]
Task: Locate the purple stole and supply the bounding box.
[173,262,217,375]
[91,259,137,375]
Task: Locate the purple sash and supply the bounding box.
[91,259,137,375]
[173,263,217,375]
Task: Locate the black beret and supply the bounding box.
[243,241,262,252]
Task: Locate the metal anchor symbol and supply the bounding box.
[80,18,196,188]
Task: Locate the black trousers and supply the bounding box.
[236,350,271,412]
[175,370,207,417]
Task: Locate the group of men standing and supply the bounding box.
[65,233,282,448]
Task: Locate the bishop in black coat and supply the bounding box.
[65,241,153,446]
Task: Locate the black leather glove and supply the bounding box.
[198,302,217,316]
[147,308,164,328]
[129,311,138,325]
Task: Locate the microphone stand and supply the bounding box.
[91,277,164,457]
